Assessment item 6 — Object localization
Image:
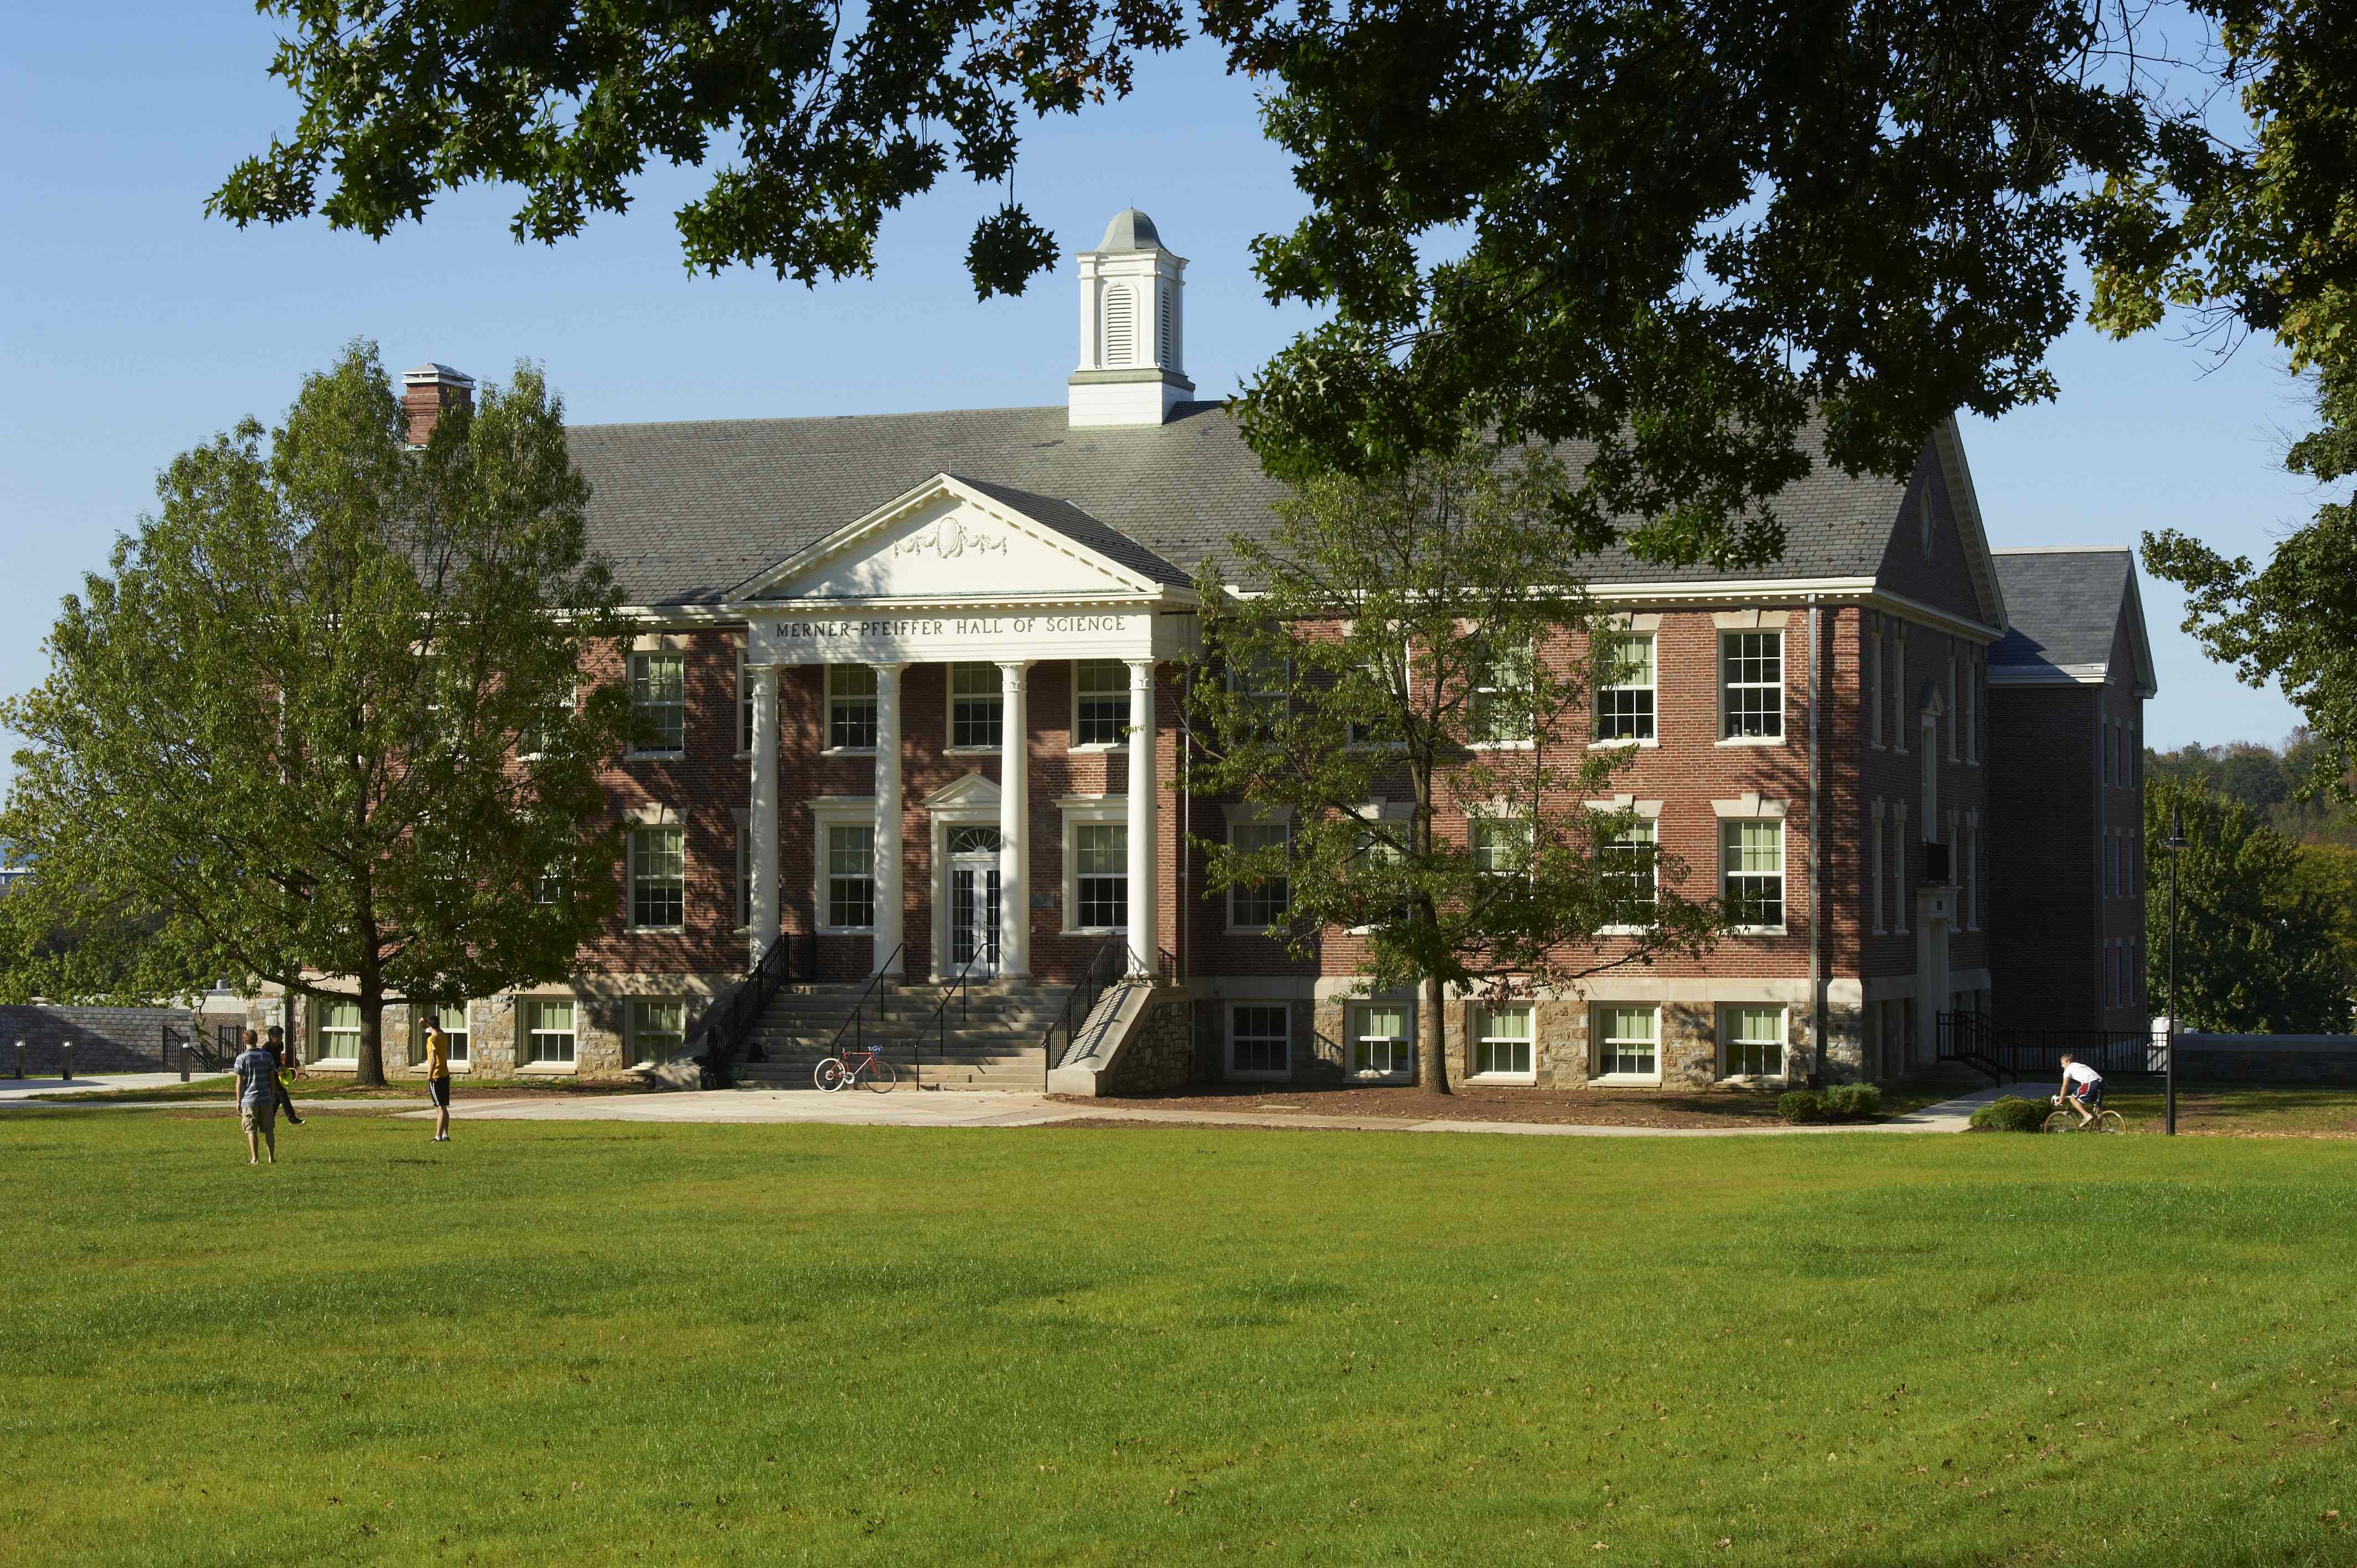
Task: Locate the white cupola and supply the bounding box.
[1068,208,1192,427]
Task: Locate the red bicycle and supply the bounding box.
[814,1042,897,1092]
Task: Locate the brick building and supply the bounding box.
[289,208,2150,1090]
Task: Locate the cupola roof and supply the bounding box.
[1095,208,1163,252]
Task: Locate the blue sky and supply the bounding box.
[2,4,2328,791]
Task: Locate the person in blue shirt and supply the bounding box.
[233,1029,280,1165]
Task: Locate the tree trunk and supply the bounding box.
[353,964,387,1087]
[1421,969,1451,1096]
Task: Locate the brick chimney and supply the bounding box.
[402,363,477,447]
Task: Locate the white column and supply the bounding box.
[748,664,782,961]
[870,663,904,977]
[1125,658,1158,976]
[997,661,1032,980]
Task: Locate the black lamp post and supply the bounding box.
[2164,803,2186,1137]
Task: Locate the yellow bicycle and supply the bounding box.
[2042,1095,2124,1134]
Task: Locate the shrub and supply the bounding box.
[1776,1090,1824,1124]
[1822,1082,1883,1121]
[1970,1095,2050,1133]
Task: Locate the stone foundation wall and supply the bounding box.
[279,973,733,1082]
[1104,991,1196,1093]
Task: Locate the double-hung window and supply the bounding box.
[1229,652,1288,737]
[1722,819,1785,929]
[827,666,878,750]
[1599,819,1658,924]
[1073,660,1129,746]
[1073,823,1127,930]
[1229,1004,1290,1077]
[1228,822,1290,930]
[1594,1004,1657,1079]
[1471,817,1531,879]
[1468,637,1534,745]
[1721,632,1783,739]
[629,825,686,930]
[1593,633,1656,742]
[524,998,575,1065]
[1350,1002,1413,1080]
[630,651,686,754]
[1471,1004,1535,1079]
[949,663,1003,750]
[825,823,876,930]
[410,1002,469,1067]
[315,999,361,1061]
[1720,1005,1784,1079]
[736,645,755,755]
[629,999,686,1067]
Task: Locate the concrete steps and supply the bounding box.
[733,980,1071,1091]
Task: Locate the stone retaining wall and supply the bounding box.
[0,1005,194,1075]
[2173,1034,2357,1084]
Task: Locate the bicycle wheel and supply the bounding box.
[814,1058,848,1092]
[2041,1110,2077,1134]
[862,1055,898,1093]
[2093,1110,2126,1134]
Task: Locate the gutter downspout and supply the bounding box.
[1809,595,1826,1081]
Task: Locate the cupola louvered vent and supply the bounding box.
[1157,288,1172,365]
[1103,286,1134,365]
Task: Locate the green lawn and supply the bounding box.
[3,1112,2354,1566]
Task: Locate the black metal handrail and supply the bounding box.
[914,952,999,1091]
[821,942,907,1072]
[698,931,814,1088]
[1039,932,1149,1089]
[1937,1011,2157,1085]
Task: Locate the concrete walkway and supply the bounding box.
[384,1080,2021,1137]
[0,1071,229,1102]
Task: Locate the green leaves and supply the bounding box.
[0,343,630,1078]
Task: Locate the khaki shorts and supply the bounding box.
[240,1100,276,1136]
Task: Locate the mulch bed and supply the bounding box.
[1053,1082,1798,1130]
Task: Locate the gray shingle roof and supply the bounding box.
[948,475,1193,587]
[567,404,1917,607]
[1989,548,2132,670]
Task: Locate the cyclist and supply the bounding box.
[2056,1054,2105,1127]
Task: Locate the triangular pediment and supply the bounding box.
[734,474,1169,605]
[924,773,1001,811]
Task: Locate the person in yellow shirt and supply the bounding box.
[423,1019,453,1143]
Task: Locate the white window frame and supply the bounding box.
[411,1001,471,1071]
[1717,812,1787,935]
[627,822,687,932]
[1963,811,1980,930]
[1588,1003,1659,1086]
[313,998,361,1062]
[517,685,578,762]
[809,797,879,934]
[627,649,687,757]
[1591,630,1657,746]
[1466,635,1535,749]
[1071,659,1130,749]
[1587,798,1662,934]
[1469,812,1533,880]
[1870,798,1886,935]
[1226,1002,1291,1081]
[734,639,754,759]
[1227,819,1291,933]
[521,996,577,1071]
[825,664,879,754]
[946,662,1005,753]
[627,998,687,1069]
[1717,630,1784,743]
[1964,659,1979,765]
[1717,1003,1788,1082]
[1469,1002,1537,1084]
[1227,650,1291,738]
[1891,624,1907,755]
[1867,614,1883,750]
[1347,999,1415,1083]
[1893,802,1910,932]
[1058,796,1129,935]
[1946,652,1959,760]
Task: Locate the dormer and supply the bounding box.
[1069,208,1193,427]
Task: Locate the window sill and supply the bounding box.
[816,926,876,937]
[1069,741,1129,754]
[1225,1070,1291,1082]
[821,746,878,758]
[1713,735,1786,748]
[943,745,1006,757]
[1226,924,1284,937]
[1064,925,1123,938]
[1588,737,1658,750]
[1716,1073,1788,1089]
[1466,740,1536,752]
[1597,925,1653,937]
[1466,1071,1537,1086]
[518,1062,578,1076]
[1353,1070,1413,1085]
[625,750,687,762]
[1587,1072,1661,1087]
[1728,925,1789,937]
[629,926,687,937]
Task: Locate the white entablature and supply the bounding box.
[732,472,1199,667]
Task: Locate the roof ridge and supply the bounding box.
[1991,544,2133,556]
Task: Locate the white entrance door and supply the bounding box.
[946,826,1002,977]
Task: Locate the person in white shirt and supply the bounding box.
[2057,1055,2104,1127]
